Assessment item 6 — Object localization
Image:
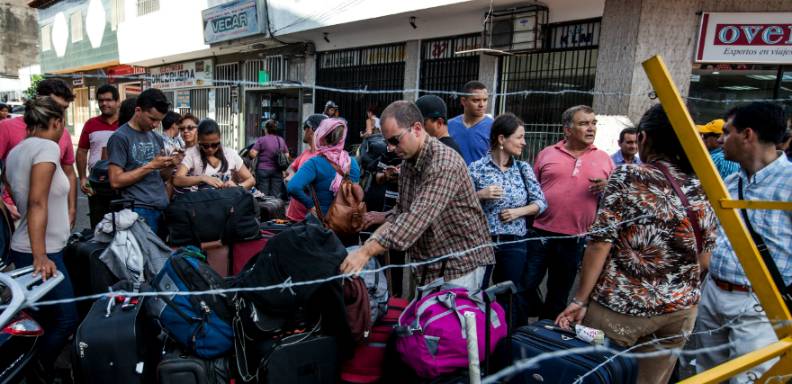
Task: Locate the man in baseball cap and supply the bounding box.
[323,100,339,118]
[415,95,462,156]
[698,118,739,178]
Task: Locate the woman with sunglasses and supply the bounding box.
[178,113,199,150]
[173,118,254,190]
[287,118,360,218]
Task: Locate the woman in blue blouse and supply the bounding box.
[287,118,360,217]
[469,113,547,326]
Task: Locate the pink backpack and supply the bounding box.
[395,287,507,379]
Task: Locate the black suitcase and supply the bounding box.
[157,343,230,384]
[492,319,637,384]
[74,290,158,383]
[63,229,95,319]
[258,333,337,383]
[255,196,286,222]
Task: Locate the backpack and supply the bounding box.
[146,247,234,358]
[348,246,389,323]
[88,160,116,196]
[165,187,260,246]
[310,155,367,237]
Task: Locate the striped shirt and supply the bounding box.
[710,147,740,180]
[710,153,792,287]
[371,137,495,281]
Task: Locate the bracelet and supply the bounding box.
[571,297,588,307]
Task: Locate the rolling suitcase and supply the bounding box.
[259,332,338,383]
[63,229,97,319]
[256,195,286,222]
[492,319,637,384]
[157,342,231,384]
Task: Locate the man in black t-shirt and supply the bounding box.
[416,95,463,157]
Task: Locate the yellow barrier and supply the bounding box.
[641,56,792,384]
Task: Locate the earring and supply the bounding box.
[499,145,504,150]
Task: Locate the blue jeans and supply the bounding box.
[523,228,586,320]
[492,236,529,327]
[256,168,284,199]
[9,249,79,373]
[133,207,162,235]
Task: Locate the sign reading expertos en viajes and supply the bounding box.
[696,12,792,64]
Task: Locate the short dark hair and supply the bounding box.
[725,102,786,145]
[618,127,638,143]
[36,79,74,102]
[118,97,137,126]
[162,111,181,130]
[461,80,487,96]
[637,104,693,174]
[136,88,170,114]
[561,105,595,129]
[381,100,423,130]
[490,113,524,150]
[0,103,8,112]
[96,84,119,101]
[179,113,199,126]
[264,119,279,134]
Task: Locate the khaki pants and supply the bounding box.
[583,301,698,384]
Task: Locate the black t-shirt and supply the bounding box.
[439,136,463,158]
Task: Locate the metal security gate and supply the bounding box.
[420,34,480,119]
[189,89,209,119]
[316,43,405,146]
[498,19,600,162]
[215,63,240,150]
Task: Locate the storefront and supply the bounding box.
[689,12,792,123]
[149,59,216,120]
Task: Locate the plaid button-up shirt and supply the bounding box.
[710,153,792,287]
[371,137,495,281]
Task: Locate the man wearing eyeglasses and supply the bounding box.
[340,100,494,292]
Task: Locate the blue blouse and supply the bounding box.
[287,156,361,215]
[468,154,547,236]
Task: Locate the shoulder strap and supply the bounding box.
[653,162,704,254]
[309,185,326,224]
[738,178,792,304]
[320,154,348,178]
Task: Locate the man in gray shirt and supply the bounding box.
[107,88,179,234]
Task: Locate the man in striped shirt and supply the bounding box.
[340,101,494,291]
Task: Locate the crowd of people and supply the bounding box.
[0,76,790,383]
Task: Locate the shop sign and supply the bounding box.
[149,59,214,90]
[202,0,261,44]
[549,19,601,50]
[696,12,792,64]
[73,77,84,86]
[425,35,481,60]
[175,90,190,109]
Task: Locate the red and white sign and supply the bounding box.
[695,12,792,64]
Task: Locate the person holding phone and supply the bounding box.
[106,89,180,235]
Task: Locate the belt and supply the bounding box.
[492,234,522,243]
[712,277,751,293]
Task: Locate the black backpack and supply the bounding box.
[88,160,116,196]
[165,187,260,246]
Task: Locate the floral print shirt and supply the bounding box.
[589,162,717,316]
[468,154,547,236]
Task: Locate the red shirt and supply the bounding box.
[0,116,74,164]
[78,115,118,169]
[285,149,318,222]
[533,141,615,235]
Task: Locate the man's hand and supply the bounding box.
[588,178,607,194]
[202,176,224,189]
[363,211,387,228]
[79,177,93,195]
[340,247,372,275]
[477,185,504,200]
[146,155,175,171]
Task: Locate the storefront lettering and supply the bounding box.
[715,24,792,46]
[211,12,248,33]
[559,25,594,47]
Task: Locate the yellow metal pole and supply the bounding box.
[719,200,792,211]
[758,353,792,383]
[677,338,792,384]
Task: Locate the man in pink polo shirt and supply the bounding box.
[0,79,78,227]
[525,105,614,320]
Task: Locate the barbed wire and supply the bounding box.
[41,72,792,104]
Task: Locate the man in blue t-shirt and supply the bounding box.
[448,80,494,164]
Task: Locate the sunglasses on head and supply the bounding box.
[200,142,221,149]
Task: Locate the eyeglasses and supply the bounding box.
[199,142,221,150]
[386,129,408,147]
[180,125,197,131]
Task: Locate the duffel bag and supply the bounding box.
[395,287,507,379]
[165,187,259,246]
[147,247,234,358]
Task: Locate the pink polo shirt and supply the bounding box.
[285,148,318,222]
[533,141,614,235]
[0,116,75,165]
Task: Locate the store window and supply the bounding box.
[689,64,790,123]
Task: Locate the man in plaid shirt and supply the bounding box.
[340,101,495,290]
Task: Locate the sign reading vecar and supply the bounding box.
[696,12,792,64]
[202,0,261,44]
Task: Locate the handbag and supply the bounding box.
[275,137,289,172]
[309,155,367,237]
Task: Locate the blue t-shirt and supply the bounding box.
[287,156,361,215]
[106,123,168,209]
[448,115,493,165]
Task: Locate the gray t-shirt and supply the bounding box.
[7,137,71,253]
[106,123,168,209]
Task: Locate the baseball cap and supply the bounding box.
[415,95,447,121]
[697,119,725,135]
[325,100,338,109]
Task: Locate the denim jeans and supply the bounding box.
[491,236,529,327]
[256,168,284,198]
[523,228,586,320]
[9,249,79,373]
[133,207,162,235]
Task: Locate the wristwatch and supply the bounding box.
[571,297,588,308]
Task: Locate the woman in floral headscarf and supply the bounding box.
[287,118,361,218]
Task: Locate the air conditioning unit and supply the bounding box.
[484,4,548,53]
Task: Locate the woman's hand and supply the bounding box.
[499,208,521,222]
[477,185,504,200]
[33,255,57,281]
[202,176,224,188]
[222,180,238,189]
[555,301,588,331]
